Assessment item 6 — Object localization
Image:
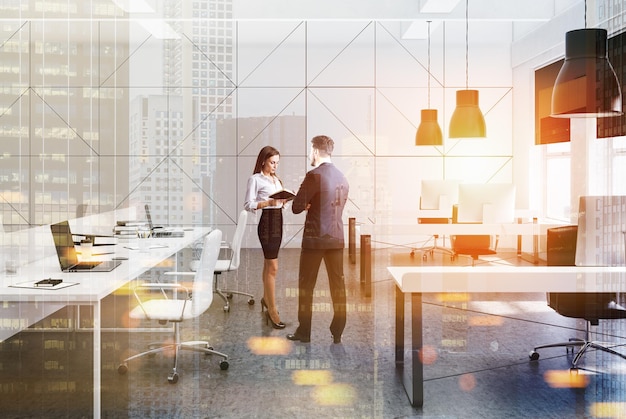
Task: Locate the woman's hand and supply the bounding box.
[266,198,286,208]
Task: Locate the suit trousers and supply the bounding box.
[295,247,346,340]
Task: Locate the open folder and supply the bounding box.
[270,189,296,200]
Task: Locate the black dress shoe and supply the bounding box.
[332,335,341,344]
[286,333,310,343]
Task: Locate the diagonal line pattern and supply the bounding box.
[238,88,306,155]
[238,21,305,86]
[0,87,29,119]
[485,157,514,183]
[308,89,375,156]
[308,21,375,86]
[377,22,443,88]
[101,33,153,87]
[30,88,99,155]
[169,157,235,224]
[183,33,236,88]
[0,21,28,51]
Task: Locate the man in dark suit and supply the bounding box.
[287,135,349,344]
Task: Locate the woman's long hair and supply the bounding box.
[253,146,283,185]
[253,146,279,174]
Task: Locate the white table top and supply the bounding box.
[364,220,565,238]
[1,227,211,303]
[388,265,626,293]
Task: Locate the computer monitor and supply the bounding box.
[456,183,516,223]
[419,179,460,210]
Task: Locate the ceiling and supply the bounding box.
[232,0,582,44]
[231,0,579,22]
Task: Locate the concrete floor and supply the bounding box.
[2,246,626,418]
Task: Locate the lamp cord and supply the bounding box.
[427,20,431,108]
[584,0,587,28]
[465,0,469,90]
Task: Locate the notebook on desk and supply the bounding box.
[50,221,122,272]
[145,204,185,238]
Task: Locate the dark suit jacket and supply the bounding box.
[292,162,349,249]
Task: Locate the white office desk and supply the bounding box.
[416,219,562,259]
[0,225,211,419]
[387,265,626,407]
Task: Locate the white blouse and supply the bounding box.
[244,173,283,211]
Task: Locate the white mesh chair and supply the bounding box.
[214,210,254,312]
[117,229,229,383]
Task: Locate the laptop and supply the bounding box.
[50,221,122,272]
[145,204,185,238]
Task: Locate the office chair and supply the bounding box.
[214,209,254,312]
[450,235,497,265]
[415,180,459,261]
[450,205,497,266]
[416,215,455,261]
[118,229,229,384]
[76,204,88,218]
[529,225,626,369]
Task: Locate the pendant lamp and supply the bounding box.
[416,21,443,146]
[551,27,622,118]
[448,0,486,138]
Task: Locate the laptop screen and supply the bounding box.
[145,204,155,230]
[50,221,79,269]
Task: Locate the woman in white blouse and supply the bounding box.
[244,146,287,329]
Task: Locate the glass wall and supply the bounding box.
[1,1,516,247]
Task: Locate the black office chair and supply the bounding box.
[529,225,626,368]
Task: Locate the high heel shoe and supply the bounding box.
[261,297,279,314]
[264,311,286,329]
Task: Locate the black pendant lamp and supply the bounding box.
[551,27,622,118]
[416,21,443,146]
[448,0,486,138]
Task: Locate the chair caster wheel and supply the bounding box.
[117,363,128,375]
[529,351,539,361]
[168,372,179,384]
[248,299,255,305]
[220,360,229,370]
[223,304,230,312]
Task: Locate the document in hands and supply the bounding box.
[270,189,296,200]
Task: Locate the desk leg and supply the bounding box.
[396,285,424,407]
[93,300,101,419]
[517,217,522,257]
[533,217,539,264]
[395,285,404,364]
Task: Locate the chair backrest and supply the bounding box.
[228,210,248,270]
[191,229,222,317]
[546,225,578,266]
[546,225,620,322]
[450,204,494,258]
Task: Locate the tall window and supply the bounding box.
[544,142,571,221]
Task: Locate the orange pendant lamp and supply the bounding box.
[448,0,486,138]
[416,20,443,146]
